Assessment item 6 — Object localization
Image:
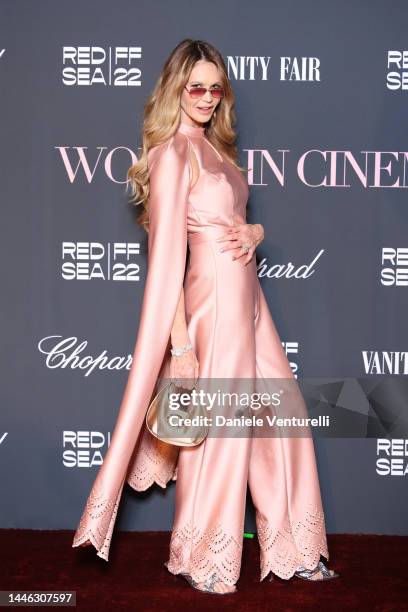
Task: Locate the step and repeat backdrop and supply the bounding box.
[1,1,407,539]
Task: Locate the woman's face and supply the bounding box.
[180,60,223,127]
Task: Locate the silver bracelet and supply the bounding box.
[170,343,193,357]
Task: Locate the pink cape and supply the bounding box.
[72,134,189,559]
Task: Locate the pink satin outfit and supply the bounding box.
[72,120,330,585]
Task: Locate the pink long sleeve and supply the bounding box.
[117,135,191,430]
[71,133,191,560]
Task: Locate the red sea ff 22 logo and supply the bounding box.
[61,46,142,87]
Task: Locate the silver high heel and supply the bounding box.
[180,571,237,595]
[294,560,339,581]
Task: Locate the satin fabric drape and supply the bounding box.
[71,133,190,560]
[72,121,330,585]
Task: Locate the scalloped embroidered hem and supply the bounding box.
[71,481,125,562]
[259,542,330,581]
[165,520,243,586]
[71,532,109,561]
[256,502,330,581]
[125,433,179,492]
[126,470,176,492]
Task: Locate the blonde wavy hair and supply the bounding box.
[126,38,248,231]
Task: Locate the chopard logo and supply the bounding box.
[38,336,132,377]
[257,250,324,279]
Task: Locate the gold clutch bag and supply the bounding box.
[146,380,208,447]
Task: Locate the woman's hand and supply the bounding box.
[216,223,264,266]
[170,348,199,390]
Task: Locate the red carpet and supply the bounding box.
[1,531,407,611]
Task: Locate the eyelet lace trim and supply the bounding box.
[72,486,329,581]
[165,520,243,586]
[71,481,125,561]
[257,502,330,581]
[126,426,179,491]
[72,426,179,561]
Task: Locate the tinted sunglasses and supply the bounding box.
[184,85,225,99]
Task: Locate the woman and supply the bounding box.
[72,39,338,594]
